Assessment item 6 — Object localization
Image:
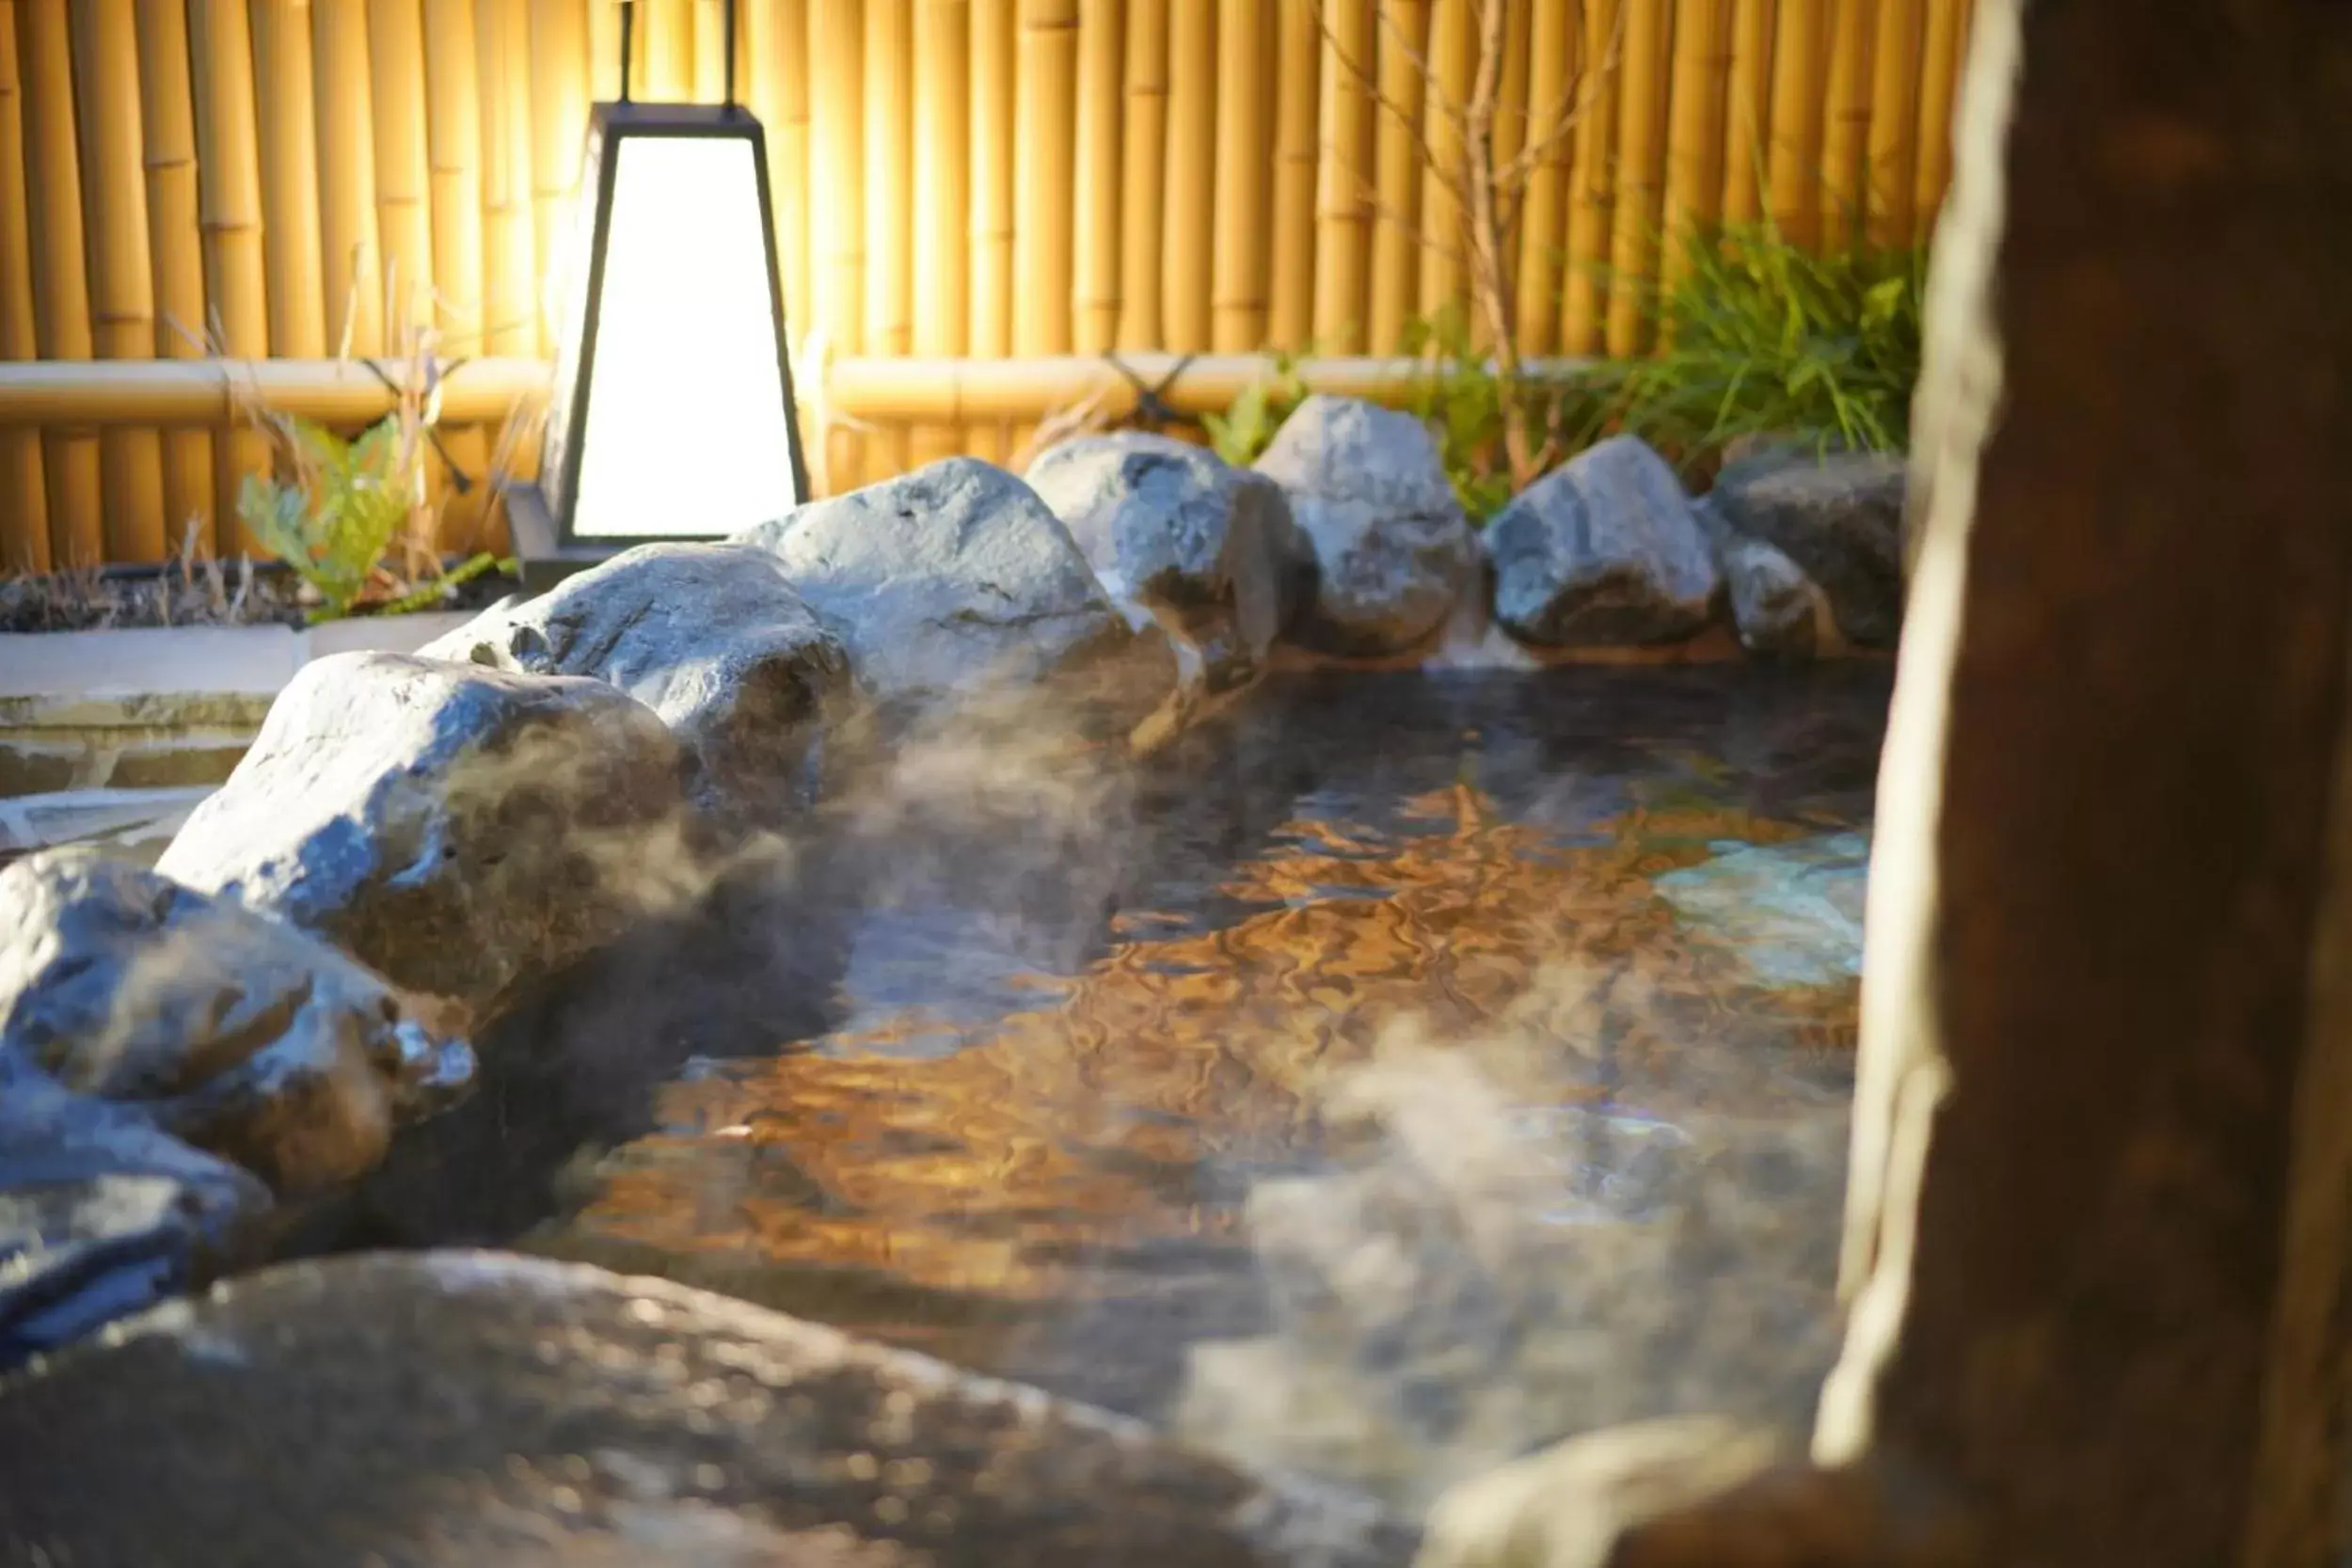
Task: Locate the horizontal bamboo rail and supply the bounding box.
[0,353,1593,426]
[0,0,1966,571]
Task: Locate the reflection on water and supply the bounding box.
[524,665,1889,1509]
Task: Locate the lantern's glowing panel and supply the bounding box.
[569,135,799,540]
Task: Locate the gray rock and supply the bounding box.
[0,1250,1419,1568]
[1707,447,1908,647]
[1486,436,1720,647]
[1692,496,1829,657]
[739,457,1179,735]
[156,653,688,1030]
[0,1062,270,1370]
[1252,396,1476,656]
[420,543,854,815]
[1025,433,1315,692]
[0,851,474,1196]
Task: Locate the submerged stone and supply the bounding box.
[739,457,1178,741]
[421,542,854,816]
[0,1250,1418,1568]
[1486,436,1721,648]
[1252,396,1477,657]
[156,652,689,1032]
[1651,832,1869,991]
[0,850,473,1195]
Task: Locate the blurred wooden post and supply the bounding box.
[1364,0,1425,353]
[911,0,970,465]
[1601,0,1670,356]
[70,0,168,562]
[19,0,103,567]
[1310,0,1372,352]
[1265,0,1319,351]
[1208,0,1267,352]
[0,0,47,572]
[134,0,217,555]
[864,0,913,474]
[1158,0,1211,352]
[1558,0,1618,354]
[1111,0,1164,352]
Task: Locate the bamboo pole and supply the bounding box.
[810,0,865,488]
[313,0,384,356]
[909,0,969,466]
[1511,0,1571,356]
[1158,0,1210,352]
[1862,0,1919,245]
[692,0,724,96]
[187,0,270,554]
[528,0,590,344]
[1072,0,1120,354]
[367,0,436,336]
[0,357,553,426]
[964,0,1011,459]
[134,0,217,554]
[1365,0,1425,353]
[422,0,491,542]
[1601,0,1670,356]
[586,0,617,96]
[1310,0,1372,352]
[20,0,102,566]
[1491,0,1530,178]
[747,0,810,333]
[1265,0,1317,351]
[1110,0,1163,352]
[1820,0,1875,248]
[1762,0,1824,245]
[72,0,169,562]
[1659,0,1730,303]
[1414,0,1470,326]
[477,0,538,356]
[1910,0,1963,239]
[0,0,47,571]
[251,0,328,357]
[645,0,689,96]
[864,0,911,474]
[1558,0,1618,354]
[1208,0,1265,352]
[1719,0,1774,225]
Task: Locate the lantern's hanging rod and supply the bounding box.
[613,0,739,109]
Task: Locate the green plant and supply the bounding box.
[1401,303,1610,525]
[235,414,421,619]
[1203,347,1310,467]
[1598,219,1927,470]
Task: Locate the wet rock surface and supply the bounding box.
[1026,433,1314,693]
[1253,397,1476,656]
[155,652,689,1031]
[0,850,474,1196]
[0,1063,270,1370]
[1706,450,1907,649]
[739,457,1179,738]
[1487,436,1721,649]
[420,543,855,817]
[1694,497,1831,658]
[0,1250,1417,1568]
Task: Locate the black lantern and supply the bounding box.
[508,0,810,592]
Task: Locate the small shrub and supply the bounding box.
[1202,347,1309,468]
[235,414,421,619]
[1598,220,1927,471]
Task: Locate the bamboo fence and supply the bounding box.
[0,0,1967,572]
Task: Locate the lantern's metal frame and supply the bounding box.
[507,0,809,593]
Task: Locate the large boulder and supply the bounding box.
[1252,396,1477,656]
[1692,495,1832,657]
[1706,447,1908,647]
[739,457,1178,738]
[156,653,689,1031]
[1025,433,1315,693]
[0,851,474,1195]
[0,1250,1419,1568]
[1486,436,1720,648]
[421,543,854,815]
[0,1063,270,1370]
